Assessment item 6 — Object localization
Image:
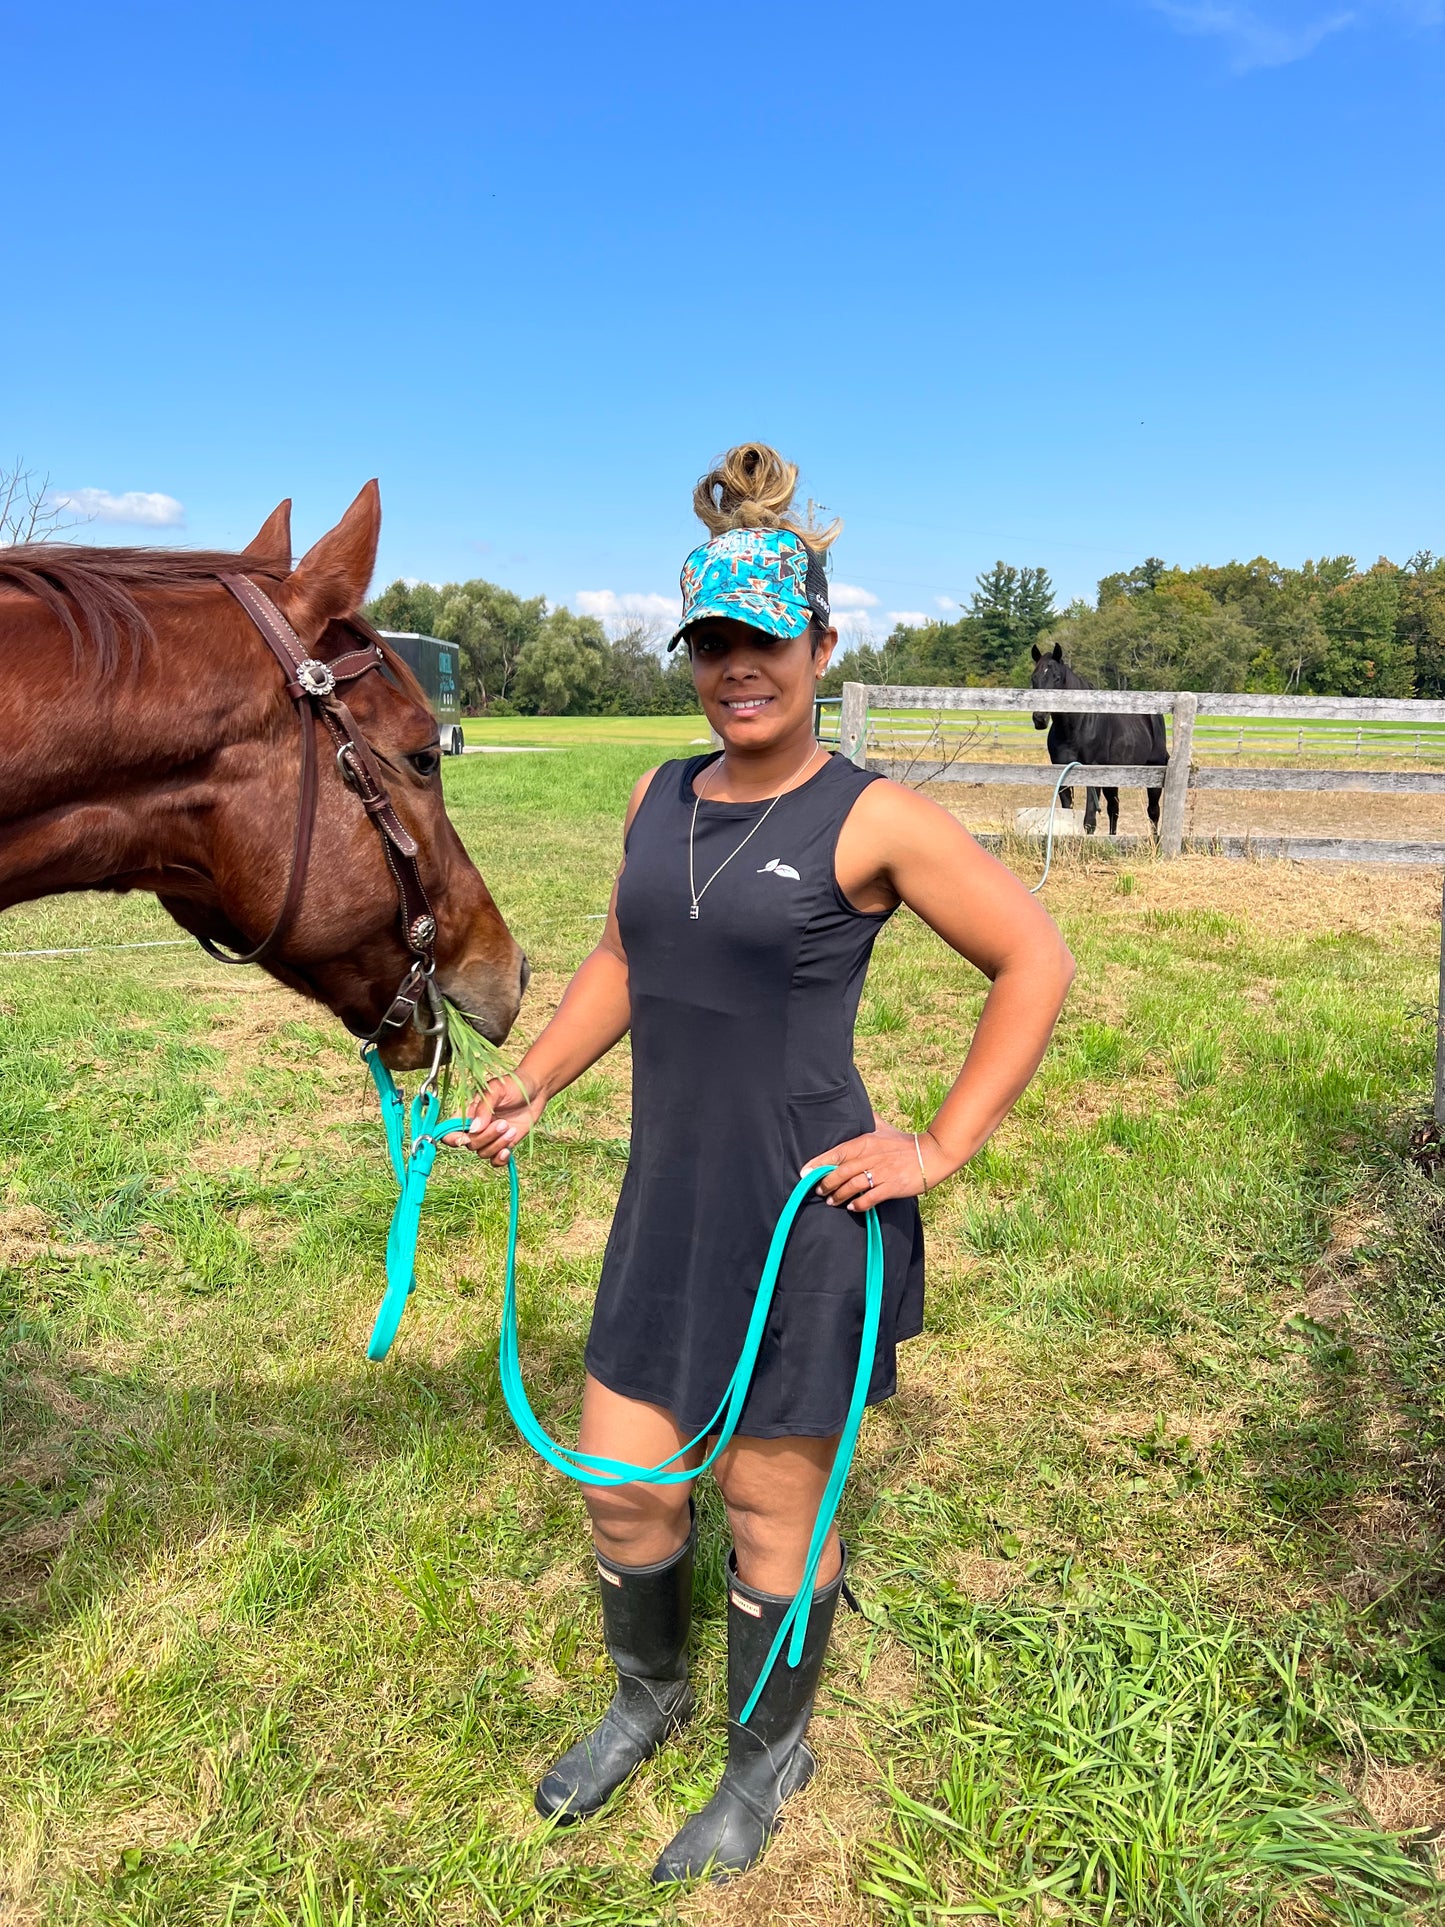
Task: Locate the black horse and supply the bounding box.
[1029,641,1168,837]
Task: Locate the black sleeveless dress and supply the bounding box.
[584,752,925,1440]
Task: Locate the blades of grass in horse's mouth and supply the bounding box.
[441,996,515,1102]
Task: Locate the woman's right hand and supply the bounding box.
[440,1071,541,1164]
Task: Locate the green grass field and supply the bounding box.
[2,730,1443,1925]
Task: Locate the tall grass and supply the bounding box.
[865,1586,1436,1922]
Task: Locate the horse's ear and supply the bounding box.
[242,499,292,568]
[1031,644,1042,662]
[1051,640,1064,661]
[273,481,381,641]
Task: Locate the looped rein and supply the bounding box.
[364,1049,884,1725]
[205,575,439,992]
[363,1049,470,1360]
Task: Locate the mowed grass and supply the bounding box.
[2,734,1444,1925]
[461,715,712,750]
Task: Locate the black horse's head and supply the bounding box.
[1029,639,1067,729]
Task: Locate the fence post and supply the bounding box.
[1436,867,1445,1126]
[1159,692,1197,858]
[840,682,869,768]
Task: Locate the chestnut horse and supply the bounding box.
[0,483,526,1066]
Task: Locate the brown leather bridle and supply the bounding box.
[203,574,444,1044]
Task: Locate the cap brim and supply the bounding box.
[667,596,813,650]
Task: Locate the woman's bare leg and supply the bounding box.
[577,1374,698,1566]
[650,1431,849,1883]
[712,1433,843,1594]
[536,1376,700,1824]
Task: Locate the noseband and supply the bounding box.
[202,574,442,1043]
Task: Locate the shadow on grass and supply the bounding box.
[0,1305,596,1650]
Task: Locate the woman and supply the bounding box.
[450,444,1074,1885]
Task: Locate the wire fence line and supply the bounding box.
[0,938,194,960]
[0,911,613,965]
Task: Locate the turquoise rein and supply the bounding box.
[365,1053,884,1723]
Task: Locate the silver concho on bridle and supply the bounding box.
[408,913,437,952]
[296,658,337,697]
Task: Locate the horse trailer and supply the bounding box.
[378,631,465,754]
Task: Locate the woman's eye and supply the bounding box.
[408,749,442,778]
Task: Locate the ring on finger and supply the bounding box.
[864,1170,874,1188]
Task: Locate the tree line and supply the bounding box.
[367,545,1445,716]
[821,551,1445,700]
[364,578,699,716]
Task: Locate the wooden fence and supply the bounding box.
[838,683,1445,864]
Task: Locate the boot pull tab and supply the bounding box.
[840,1578,861,1615]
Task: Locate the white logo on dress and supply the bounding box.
[757,857,801,880]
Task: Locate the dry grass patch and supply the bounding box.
[934,776,1445,843]
[1348,1762,1445,1874]
[1043,850,1440,941]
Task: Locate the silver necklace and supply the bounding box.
[687,741,821,919]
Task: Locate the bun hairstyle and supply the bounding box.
[692,443,841,553]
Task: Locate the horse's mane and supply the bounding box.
[0,543,291,669]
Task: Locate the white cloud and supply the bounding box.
[888,610,933,629]
[575,588,680,638]
[829,581,879,611]
[1149,1,1355,67]
[832,609,878,641]
[49,487,186,527]
[934,596,956,612]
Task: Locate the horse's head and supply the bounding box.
[164,486,527,1067]
[1029,639,1067,730]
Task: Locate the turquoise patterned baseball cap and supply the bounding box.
[668,527,832,649]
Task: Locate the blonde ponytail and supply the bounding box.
[692,443,841,553]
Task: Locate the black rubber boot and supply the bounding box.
[651,1547,846,1885]
[535,1518,695,1824]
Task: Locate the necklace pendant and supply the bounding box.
[688,902,700,920]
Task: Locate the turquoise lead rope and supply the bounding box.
[365,1054,884,1723]
[364,1050,470,1362]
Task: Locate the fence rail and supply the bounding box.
[853,686,1445,722]
[967,832,1445,867]
[868,759,1445,795]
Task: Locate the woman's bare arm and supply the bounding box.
[444,768,657,1163]
[808,779,1075,1209]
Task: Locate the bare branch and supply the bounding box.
[0,460,91,545]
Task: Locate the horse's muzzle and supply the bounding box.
[1031,712,1049,730]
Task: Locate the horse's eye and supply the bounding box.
[407,749,442,779]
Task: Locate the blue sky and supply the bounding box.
[6,0,1442,638]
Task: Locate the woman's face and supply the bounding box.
[686,618,837,750]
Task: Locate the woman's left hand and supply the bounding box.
[803,1123,946,1211]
